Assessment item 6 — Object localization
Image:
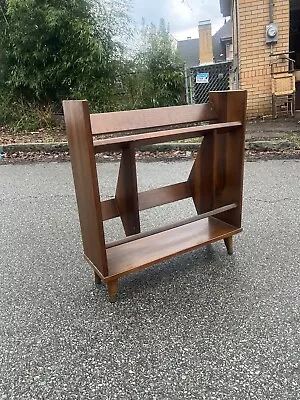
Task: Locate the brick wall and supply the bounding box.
[238,0,290,117]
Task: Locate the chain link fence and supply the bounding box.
[184,61,232,104]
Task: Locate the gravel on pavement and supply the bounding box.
[0,160,299,399]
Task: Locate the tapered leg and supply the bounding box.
[94,271,103,285]
[224,236,233,255]
[107,280,119,303]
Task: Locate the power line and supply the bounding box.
[181,0,192,11]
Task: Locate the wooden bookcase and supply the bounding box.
[63,90,247,302]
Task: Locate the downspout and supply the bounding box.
[269,0,275,56]
[235,0,240,88]
[269,0,274,23]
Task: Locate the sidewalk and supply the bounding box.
[1,116,300,158]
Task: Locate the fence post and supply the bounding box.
[184,62,189,104]
[189,73,194,104]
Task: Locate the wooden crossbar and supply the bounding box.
[93,122,242,152]
[105,203,238,249]
[101,182,190,221]
[90,103,218,135]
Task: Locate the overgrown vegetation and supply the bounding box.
[121,19,184,109]
[0,0,184,131]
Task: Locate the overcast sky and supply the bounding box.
[130,0,224,40]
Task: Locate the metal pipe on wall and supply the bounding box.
[235,0,240,88]
[269,0,274,23]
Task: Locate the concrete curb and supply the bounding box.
[245,140,300,151]
[0,142,69,153]
[1,139,299,154]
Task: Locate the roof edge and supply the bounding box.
[219,0,232,17]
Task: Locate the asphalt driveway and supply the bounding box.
[0,159,299,399]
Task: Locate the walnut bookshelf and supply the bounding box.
[63,90,247,302]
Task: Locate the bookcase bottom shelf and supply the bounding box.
[102,217,241,280]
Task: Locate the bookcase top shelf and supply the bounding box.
[93,121,242,152]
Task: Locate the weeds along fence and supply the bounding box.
[107,70,186,111]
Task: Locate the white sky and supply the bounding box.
[130,0,225,40]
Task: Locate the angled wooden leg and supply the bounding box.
[116,144,140,236]
[224,236,233,255]
[107,280,119,303]
[188,146,202,214]
[188,133,217,215]
[94,271,103,285]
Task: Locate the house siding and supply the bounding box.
[213,20,233,62]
